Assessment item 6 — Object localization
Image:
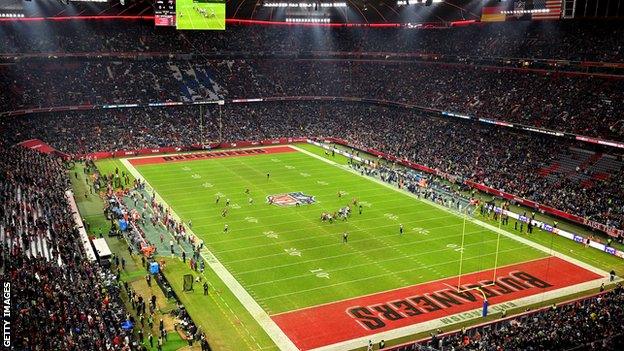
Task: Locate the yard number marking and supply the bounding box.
[284,248,302,257]
[384,213,399,221]
[245,216,259,223]
[310,268,330,279]
[263,231,279,239]
[446,243,464,252]
[412,227,430,235]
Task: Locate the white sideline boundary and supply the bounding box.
[120,144,614,351]
[120,158,299,351]
[291,143,613,351]
[292,143,610,277]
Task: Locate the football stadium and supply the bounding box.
[1,1,623,351]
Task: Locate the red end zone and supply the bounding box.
[128,146,296,165]
[272,256,602,350]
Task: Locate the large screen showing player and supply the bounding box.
[176,0,225,30]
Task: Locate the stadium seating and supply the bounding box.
[1,21,623,62]
[1,18,624,351]
[2,59,623,140]
[416,285,624,351]
[2,101,623,231]
[0,145,132,350]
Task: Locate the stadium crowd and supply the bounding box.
[2,101,622,231]
[426,284,624,351]
[0,21,622,62]
[1,59,623,140]
[0,145,138,350]
[1,18,624,351]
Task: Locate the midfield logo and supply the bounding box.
[267,192,316,206]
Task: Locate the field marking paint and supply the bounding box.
[291,143,612,350]
[254,246,531,297]
[297,257,604,351]
[235,227,502,276]
[124,144,614,351]
[271,255,550,318]
[120,158,299,351]
[292,144,610,277]
[209,215,456,247]
[127,145,296,163]
[226,227,493,266]
[218,220,463,256]
[169,195,439,220]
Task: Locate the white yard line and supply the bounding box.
[292,143,614,351]
[120,158,299,351]
[123,144,615,351]
[253,246,531,295]
[205,216,459,248]
[291,144,610,277]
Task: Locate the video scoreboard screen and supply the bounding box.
[176,0,226,30]
[154,0,176,26]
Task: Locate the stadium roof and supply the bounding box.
[2,0,490,25]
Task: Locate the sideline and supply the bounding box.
[290,144,611,351]
[120,158,299,351]
[122,144,613,351]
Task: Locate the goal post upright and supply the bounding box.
[456,206,468,289]
[492,209,503,283]
[451,204,503,294]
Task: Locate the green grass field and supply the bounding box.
[130,144,548,315]
[176,0,225,30]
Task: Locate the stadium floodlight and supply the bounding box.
[397,0,442,5]
[0,13,24,17]
[500,9,550,15]
[285,17,331,23]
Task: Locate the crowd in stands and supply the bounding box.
[1,101,621,350]
[0,21,622,62]
[426,284,624,351]
[2,18,623,351]
[2,101,622,231]
[1,58,623,140]
[2,107,209,153]
[0,145,138,350]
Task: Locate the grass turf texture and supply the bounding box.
[130,146,550,315]
[318,143,624,277]
[93,159,277,350]
[69,164,196,351]
[176,0,225,30]
[91,143,623,350]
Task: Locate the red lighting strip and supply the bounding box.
[0,15,154,22]
[0,15,411,27]
[450,19,476,26]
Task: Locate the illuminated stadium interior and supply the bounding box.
[0,1,623,351]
